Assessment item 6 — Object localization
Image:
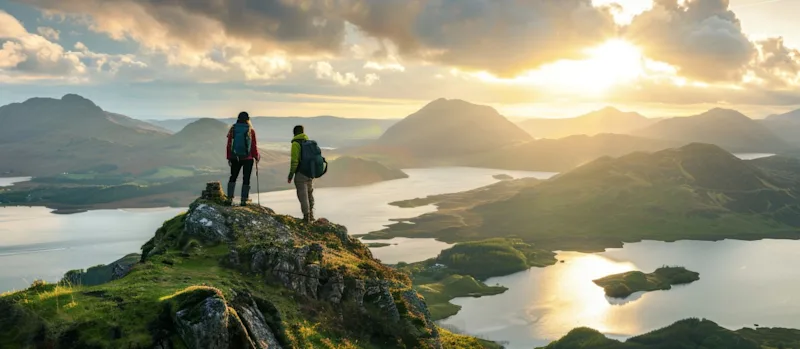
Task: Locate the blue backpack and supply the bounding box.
[230,123,252,159]
[293,139,328,178]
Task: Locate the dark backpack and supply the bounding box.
[230,123,252,159]
[293,139,328,178]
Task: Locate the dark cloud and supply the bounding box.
[16,0,346,54]
[626,0,756,82]
[15,0,617,76]
[339,0,618,76]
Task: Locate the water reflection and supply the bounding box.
[442,240,800,349]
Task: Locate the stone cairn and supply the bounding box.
[201,181,226,202]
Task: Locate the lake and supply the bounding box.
[0,177,31,187]
[0,168,556,292]
[440,239,800,348]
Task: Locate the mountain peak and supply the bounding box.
[699,107,749,120]
[174,118,229,138]
[61,94,100,109]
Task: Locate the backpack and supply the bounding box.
[230,123,252,159]
[293,139,328,178]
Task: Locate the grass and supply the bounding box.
[2,200,490,348]
[439,327,504,349]
[592,266,700,298]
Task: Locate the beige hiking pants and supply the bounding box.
[294,173,314,216]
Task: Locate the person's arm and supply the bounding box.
[226,128,233,160]
[250,129,260,161]
[288,141,300,181]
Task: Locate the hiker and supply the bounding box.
[226,112,260,206]
[288,125,327,223]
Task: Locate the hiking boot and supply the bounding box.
[225,182,236,206]
[306,213,315,224]
[240,185,250,206]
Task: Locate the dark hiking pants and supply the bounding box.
[229,158,254,185]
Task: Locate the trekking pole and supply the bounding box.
[256,160,260,206]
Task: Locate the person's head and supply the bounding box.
[293,125,304,136]
[237,111,250,123]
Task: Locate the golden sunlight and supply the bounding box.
[535,252,641,337]
[515,39,645,95]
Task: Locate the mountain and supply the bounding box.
[149,116,399,147]
[766,108,800,122]
[376,98,532,158]
[317,156,409,187]
[0,185,497,349]
[538,318,800,349]
[518,107,656,139]
[454,133,682,172]
[762,109,800,145]
[363,143,800,251]
[0,95,171,176]
[635,108,791,152]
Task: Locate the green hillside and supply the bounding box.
[538,318,800,349]
[0,184,497,349]
[364,143,800,251]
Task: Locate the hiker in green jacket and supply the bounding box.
[288,125,315,223]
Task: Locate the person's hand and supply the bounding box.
[227,159,232,167]
[287,174,293,183]
[256,155,261,163]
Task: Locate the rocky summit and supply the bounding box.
[0,182,487,349]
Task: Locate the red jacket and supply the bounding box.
[226,125,260,161]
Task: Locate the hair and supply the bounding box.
[293,125,304,136]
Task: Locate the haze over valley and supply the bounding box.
[3,0,800,348]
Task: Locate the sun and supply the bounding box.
[511,39,645,94]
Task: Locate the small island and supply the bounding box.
[365,242,392,248]
[593,266,700,299]
[493,174,514,180]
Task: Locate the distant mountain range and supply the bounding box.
[0,95,408,210]
[635,108,791,152]
[148,115,399,147]
[517,107,656,139]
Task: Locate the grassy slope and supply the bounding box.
[364,144,800,252]
[592,266,700,298]
[537,318,800,349]
[0,208,498,349]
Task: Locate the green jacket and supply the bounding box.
[289,133,309,176]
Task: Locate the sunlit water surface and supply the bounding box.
[0,168,555,292]
[440,239,800,349]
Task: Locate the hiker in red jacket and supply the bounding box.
[226,112,260,206]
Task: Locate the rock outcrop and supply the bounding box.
[141,182,441,348]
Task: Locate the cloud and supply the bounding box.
[16,0,618,76]
[0,11,85,79]
[339,0,618,76]
[626,0,756,82]
[17,0,346,57]
[36,26,60,41]
[750,37,800,87]
[312,61,380,86]
[0,10,153,83]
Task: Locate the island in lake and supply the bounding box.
[593,266,700,298]
[397,238,556,320]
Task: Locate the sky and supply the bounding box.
[2,0,800,120]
